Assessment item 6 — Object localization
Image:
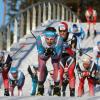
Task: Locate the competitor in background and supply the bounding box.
[58,22,77,96]
[69,24,85,50]
[85,6,97,37]
[8,67,25,96]
[36,27,63,96]
[76,56,97,96]
[93,41,100,70]
[0,51,12,96]
[27,65,38,96]
[93,41,100,84]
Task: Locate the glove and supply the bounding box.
[45,48,54,56]
[82,71,90,77]
[91,71,96,78]
[27,66,33,76]
[79,49,83,56]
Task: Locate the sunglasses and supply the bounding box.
[45,37,55,41]
[59,30,66,32]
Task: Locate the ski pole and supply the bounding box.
[11,43,26,58]
[76,48,93,59]
[31,31,36,39]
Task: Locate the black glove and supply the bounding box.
[79,49,83,56]
[5,55,12,65]
[27,66,33,76]
[45,48,54,56]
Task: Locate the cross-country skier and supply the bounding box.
[93,41,100,70]
[92,41,100,84]
[27,65,38,96]
[85,6,97,37]
[0,51,12,96]
[76,56,97,96]
[8,67,25,96]
[58,22,77,96]
[36,27,63,96]
[69,24,85,49]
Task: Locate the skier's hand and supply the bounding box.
[27,66,33,76]
[79,49,83,56]
[91,71,96,78]
[45,48,54,56]
[82,71,90,77]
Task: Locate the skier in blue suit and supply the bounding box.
[69,24,85,49]
[36,27,63,96]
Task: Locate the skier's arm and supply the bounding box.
[76,64,83,78]
[90,63,98,78]
[93,10,97,24]
[71,35,77,49]
[80,28,85,39]
[27,66,33,77]
[85,10,91,23]
[36,36,48,59]
[4,54,12,71]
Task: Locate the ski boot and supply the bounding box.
[4,89,10,96]
[62,79,68,96]
[53,82,61,96]
[37,82,44,96]
[70,88,75,97]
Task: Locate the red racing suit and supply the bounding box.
[1,54,12,94]
[60,33,77,96]
[76,61,97,96]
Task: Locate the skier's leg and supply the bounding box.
[52,59,61,96]
[68,61,76,96]
[2,70,9,96]
[62,79,69,96]
[48,85,53,96]
[87,22,90,38]
[18,78,25,96]
[10,85,15,96]
[37,56,48,95]
[31,80,38,95]
[59,65,64,87]
[88,78,95,96]
[78,78,85,97]
[93,17,97,37]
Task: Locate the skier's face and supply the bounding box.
[73,27,78,33]
[12,72,18,79]
[59,30,67,39]
[83,62,90,69]
[45,37,55,46]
